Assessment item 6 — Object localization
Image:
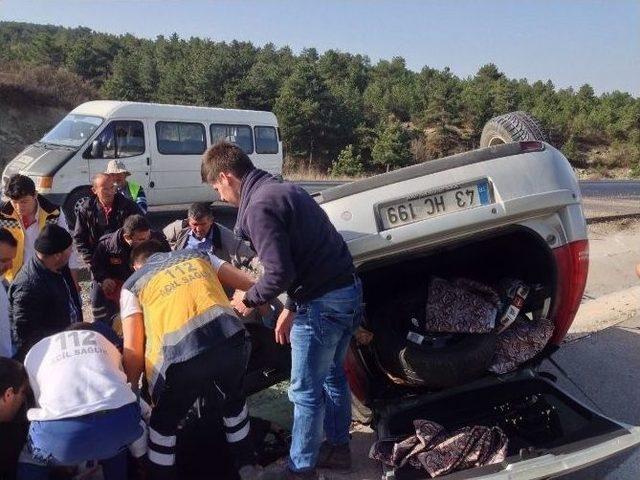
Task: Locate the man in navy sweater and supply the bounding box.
[202,142,363,479]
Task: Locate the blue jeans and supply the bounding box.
[288,278,363,472]
[18,402,143,480]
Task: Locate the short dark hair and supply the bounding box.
[131,239,165,266]
[123,214,150,237]
[4,174,36,200]
[0,228,17,248]
[0,357,28,396]
[201,141,255,183]
[188,202,214,221]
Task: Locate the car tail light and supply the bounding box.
[344,344,369,403]
[519,141,545,153]
[550,240,589,344]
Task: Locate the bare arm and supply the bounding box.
[122,312,145,391]
[218,262,256,292]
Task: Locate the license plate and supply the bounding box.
[378,181,491,230]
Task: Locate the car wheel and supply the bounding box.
[397,333,498,389]
[62,187,91,230]
[480,111,548,148]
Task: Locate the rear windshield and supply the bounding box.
[41,114,103,148]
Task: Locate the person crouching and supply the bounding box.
[17,323,146,480]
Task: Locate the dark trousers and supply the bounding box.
[90,281,119,326]
[0,419,27,480]
[148,333,254,480]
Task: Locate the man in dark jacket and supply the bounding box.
[73,173,141,265]
[90,214,169,325]
[9,224,82,360]
[202,142,363,479]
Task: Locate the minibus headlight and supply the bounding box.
[34,176,53,189]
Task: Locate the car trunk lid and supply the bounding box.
[372,370,640,479]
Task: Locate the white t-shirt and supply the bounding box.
[24,331,136,421]
[22,209,80,270]
[120,253,227,318]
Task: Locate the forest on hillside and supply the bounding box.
[1,21,639,177]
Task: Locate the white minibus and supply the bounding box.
[2,101,283,224]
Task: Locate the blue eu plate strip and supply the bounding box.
[477,181,490,205]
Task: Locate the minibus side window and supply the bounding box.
[210,124,254,154]
[89,121,145,159]
[156,122,206,155]
[255,126,279,154]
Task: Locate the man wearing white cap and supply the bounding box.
[105,160,148,214]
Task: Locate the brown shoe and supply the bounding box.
[316,441,352,471]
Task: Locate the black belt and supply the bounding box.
[293,270,358,305]
[330,271,358,290]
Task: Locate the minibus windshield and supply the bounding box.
[40,114,103,148]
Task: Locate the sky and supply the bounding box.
[1,0,638,96]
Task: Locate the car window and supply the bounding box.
[210,124,254,154]
[91,121,145,159]
[255,126,279,154]
[156,122,206,155]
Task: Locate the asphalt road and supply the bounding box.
[543,314,640,479]
[579,180,640,199]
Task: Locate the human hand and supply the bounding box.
[231,290,253,317]
[275,308,295,345]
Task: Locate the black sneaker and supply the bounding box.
[316,441,352,471]
[263,465,326,480]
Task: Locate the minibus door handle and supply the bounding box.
[146,156,150,166]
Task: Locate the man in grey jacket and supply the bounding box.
[163,202,255,269]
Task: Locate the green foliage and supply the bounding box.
[1,21,639,177]
[274,61,352,167]
[561,136,580,163]
[372,116,413,171]
[330,145,365,177]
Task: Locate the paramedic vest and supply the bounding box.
[120,180,142,203]
[0,196,61,282]
[122,249,245,401]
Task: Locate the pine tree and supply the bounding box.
[371,116,412,171]
[330,145,364,177]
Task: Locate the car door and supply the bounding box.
[85,119,150,196]
[147,121,208,206]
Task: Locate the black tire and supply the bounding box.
[480,111,548,148]
[62,187,92,230]
[397,333,497,389]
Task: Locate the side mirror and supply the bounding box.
[90,139,102,159]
